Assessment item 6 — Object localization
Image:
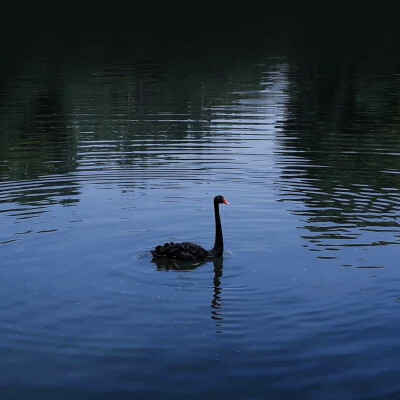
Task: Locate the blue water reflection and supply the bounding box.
[0,33,399,400]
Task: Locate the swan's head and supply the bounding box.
[214,195,229,205]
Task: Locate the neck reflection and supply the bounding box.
[211,258,224,333]
[152,256,226,333]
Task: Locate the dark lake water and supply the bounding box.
[1,25,400,399]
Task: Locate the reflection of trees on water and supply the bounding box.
[0,71,77,180]
[2,36,399,242]
[0,73,80,210]
[0,40,274,211]
[278,42,400,251]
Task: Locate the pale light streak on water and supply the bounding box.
[0,39,399,400]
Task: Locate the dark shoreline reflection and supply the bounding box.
[276,41,400,256]
[0,64,78,182]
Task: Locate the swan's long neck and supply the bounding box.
[213,201,223,256]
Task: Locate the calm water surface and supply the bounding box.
[0,34,400,399]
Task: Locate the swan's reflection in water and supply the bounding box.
[210,258,224,334]
[151,258,208,271]
[152,257,225,333]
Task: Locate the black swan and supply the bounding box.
[151,195,229,261]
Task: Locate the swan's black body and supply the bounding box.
[151,195,229,261]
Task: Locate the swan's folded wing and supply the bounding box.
[151,241,210,260]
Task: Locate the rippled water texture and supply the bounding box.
[1,31,400,399]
